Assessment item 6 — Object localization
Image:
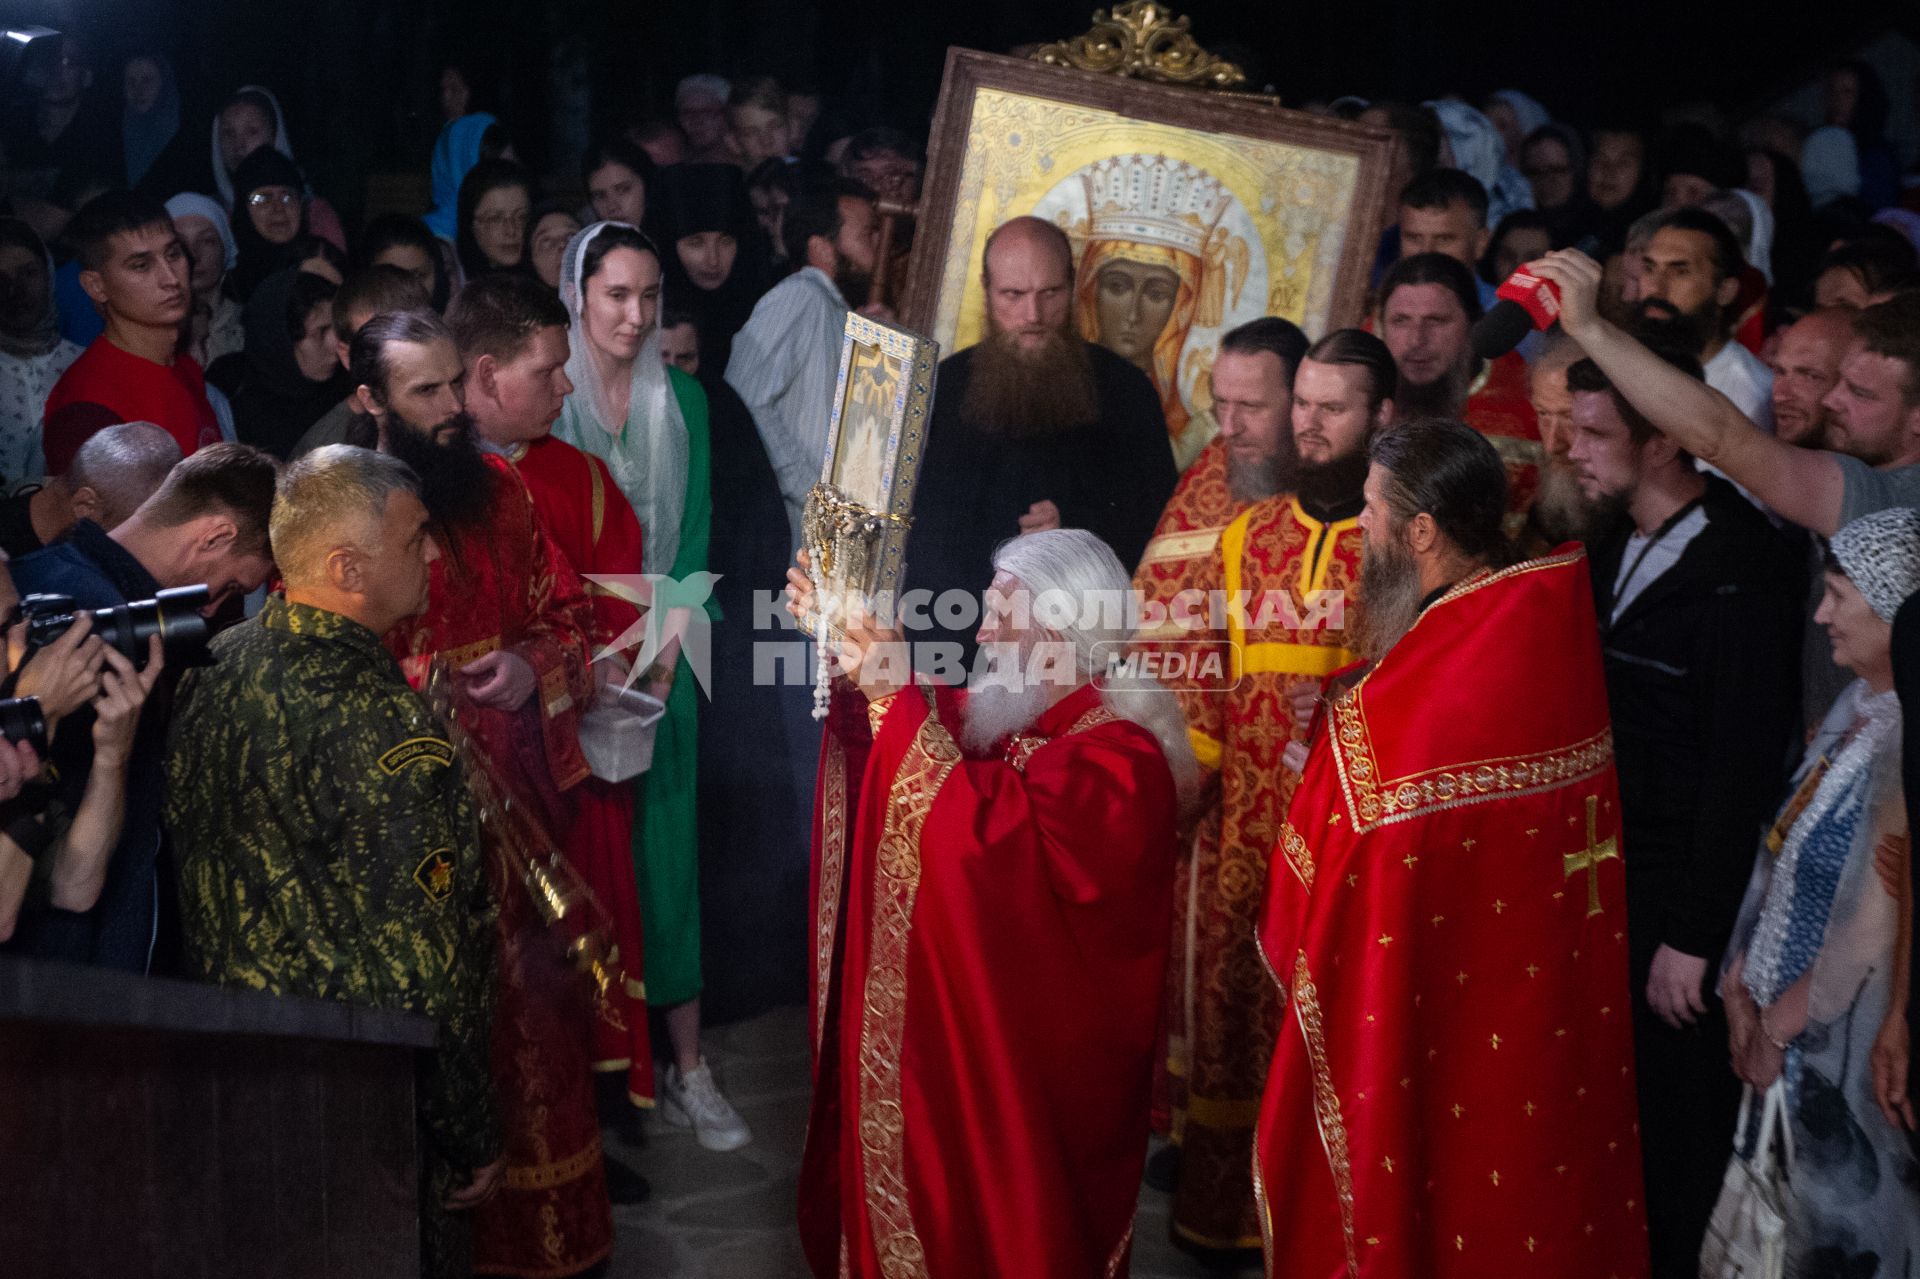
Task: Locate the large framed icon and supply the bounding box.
[801,312,939,640]
[902,47,1394,469]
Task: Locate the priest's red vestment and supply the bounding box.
[386,456,612,1278]
[800,680,1177,1278]
[504,434,655,1109]
[1135,488,1366,1249]
[1255,549,1649,1279]
[1465,351,1544,535]
[1128,437,1244,1147]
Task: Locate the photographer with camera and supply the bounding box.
[3,442,276,971]
[0,612,163,940]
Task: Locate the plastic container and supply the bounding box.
[578,684,668,782]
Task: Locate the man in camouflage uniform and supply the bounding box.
[165,446,498,1278]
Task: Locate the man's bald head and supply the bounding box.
[981,216,1077,355]
[1771,307,1856,448]
[66,422,184,530]
[983,216,1074,288]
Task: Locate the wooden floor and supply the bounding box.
[602,1004,1259,1277]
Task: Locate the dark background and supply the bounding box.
[4,0,1913,222]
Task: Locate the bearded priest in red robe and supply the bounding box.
[1256,420,1648,1279]
[351,309,614,1279]
[789,529,1198,1278]
[1121,316,1305,1152]
[452,275,657,1114]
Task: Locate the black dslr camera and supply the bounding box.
[0,697,46,755]
[19,586,214,671]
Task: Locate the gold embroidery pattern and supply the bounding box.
[1006,734,1044,771]
[1331,690,1612,833]
[438,633,501,671]
[1069,705,1120,735]
[1291,951,1358,1277]
[858,688,958,1278]
[1006,703,1120,771]
[1278,819,1315,889]
[815,731,849,1052]
[1321,554,1611,831]
[502,1135,604,1190]
[1141,526,1225,563]
[587,455,606,544]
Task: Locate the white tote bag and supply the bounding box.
[1699,1078,1793,1279]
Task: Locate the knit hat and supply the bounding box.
[1830,507,1920,622]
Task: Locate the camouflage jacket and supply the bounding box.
[165,595,499,1172]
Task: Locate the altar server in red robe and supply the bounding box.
[450,273,656,1112]
[347,308,613,1278]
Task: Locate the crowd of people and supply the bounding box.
[2,26,1920,1279]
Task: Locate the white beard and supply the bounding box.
[959,679,1053,755]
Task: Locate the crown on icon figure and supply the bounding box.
[1079,154,1233,258]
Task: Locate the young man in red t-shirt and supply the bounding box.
[43,191,223,472]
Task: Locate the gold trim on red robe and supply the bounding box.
[803,681,1177,1277]
[1255,550,1648,1279]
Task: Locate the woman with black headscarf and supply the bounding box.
[227,148,311,303]
[648,164,772,372]
[205,268,345,459]
[1520,122,1594,248]
[1748,147,1821,312]
[454,157,535,284]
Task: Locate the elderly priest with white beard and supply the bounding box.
[785,528,1196,1278]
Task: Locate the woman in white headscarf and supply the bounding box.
[164,192,243,364]
[551,221,751,1151]
[1482,89,1550,163]
[1427,98,1535,227]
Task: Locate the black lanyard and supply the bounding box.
[1613,496,1703,619]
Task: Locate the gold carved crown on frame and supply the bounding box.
[1032,2,1246,90]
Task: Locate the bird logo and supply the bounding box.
[584,572,722,696]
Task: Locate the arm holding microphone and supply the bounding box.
[1527,250,1849,536]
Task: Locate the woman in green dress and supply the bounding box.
[554,220,749,1150]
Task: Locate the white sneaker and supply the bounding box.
[661,1058,753,1152]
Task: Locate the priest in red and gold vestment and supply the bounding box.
[1139,329,1389,1250]
[1130,320,1303,1159]
[454,276,656,1111]
[1256,421,1647,1279]
[353,310,613,1279]
[792,530,1196,1278]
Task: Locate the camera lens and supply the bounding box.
[0,697,47,756]
[90,586,213,669]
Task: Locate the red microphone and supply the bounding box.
[1471,268,1563,359]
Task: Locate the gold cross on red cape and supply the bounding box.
[1561,794,1618,918]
